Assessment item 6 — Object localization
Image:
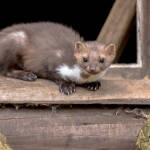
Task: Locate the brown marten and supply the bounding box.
[0,22,116,95]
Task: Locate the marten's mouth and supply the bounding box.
[90,72,99,75]
[81,67,100,75]
[86,70,100,75]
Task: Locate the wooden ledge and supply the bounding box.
[0,76,150,105]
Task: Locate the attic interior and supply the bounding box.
[0,0,136,63]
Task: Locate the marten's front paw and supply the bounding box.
[22,72,37,81]
[59,82,76,95]
[82,81,101,91]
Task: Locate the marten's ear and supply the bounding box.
[74,41,87,53]
[105,43,116,58]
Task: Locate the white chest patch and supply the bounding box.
[56,64,108,84]
[56,64,81,82]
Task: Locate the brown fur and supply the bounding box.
[0,22,81,78]
[0,22,116,95]
[81,73,90,79]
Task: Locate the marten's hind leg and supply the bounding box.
[6,70,37,81]
[0,31,38,81]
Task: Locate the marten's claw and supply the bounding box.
[59,82,76,95]
[23,72,37,81]
[82,81,101,91]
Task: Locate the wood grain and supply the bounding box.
[0,107,145,150]
[0,76,150,104]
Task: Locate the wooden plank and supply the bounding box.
[138,0,150,77]
[0,76,150,104]
[105,67,143,79]
[97,0,136,62]
[0,107,145,150]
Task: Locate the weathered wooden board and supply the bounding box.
[0,107,145,150]
[139,0,150,77]
[0,76,150,104]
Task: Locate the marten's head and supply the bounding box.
[74,41,116,74]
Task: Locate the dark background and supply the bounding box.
[0,0,136,63]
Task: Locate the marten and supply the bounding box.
[0,22,116,95]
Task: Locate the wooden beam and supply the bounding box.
[0,107,145,150]
[138,0,150,78]
[97,0,136,62]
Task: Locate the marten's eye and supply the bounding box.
[99,58,104,63]
[83,57,88,62]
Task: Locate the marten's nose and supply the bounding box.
[89,66,96,72]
